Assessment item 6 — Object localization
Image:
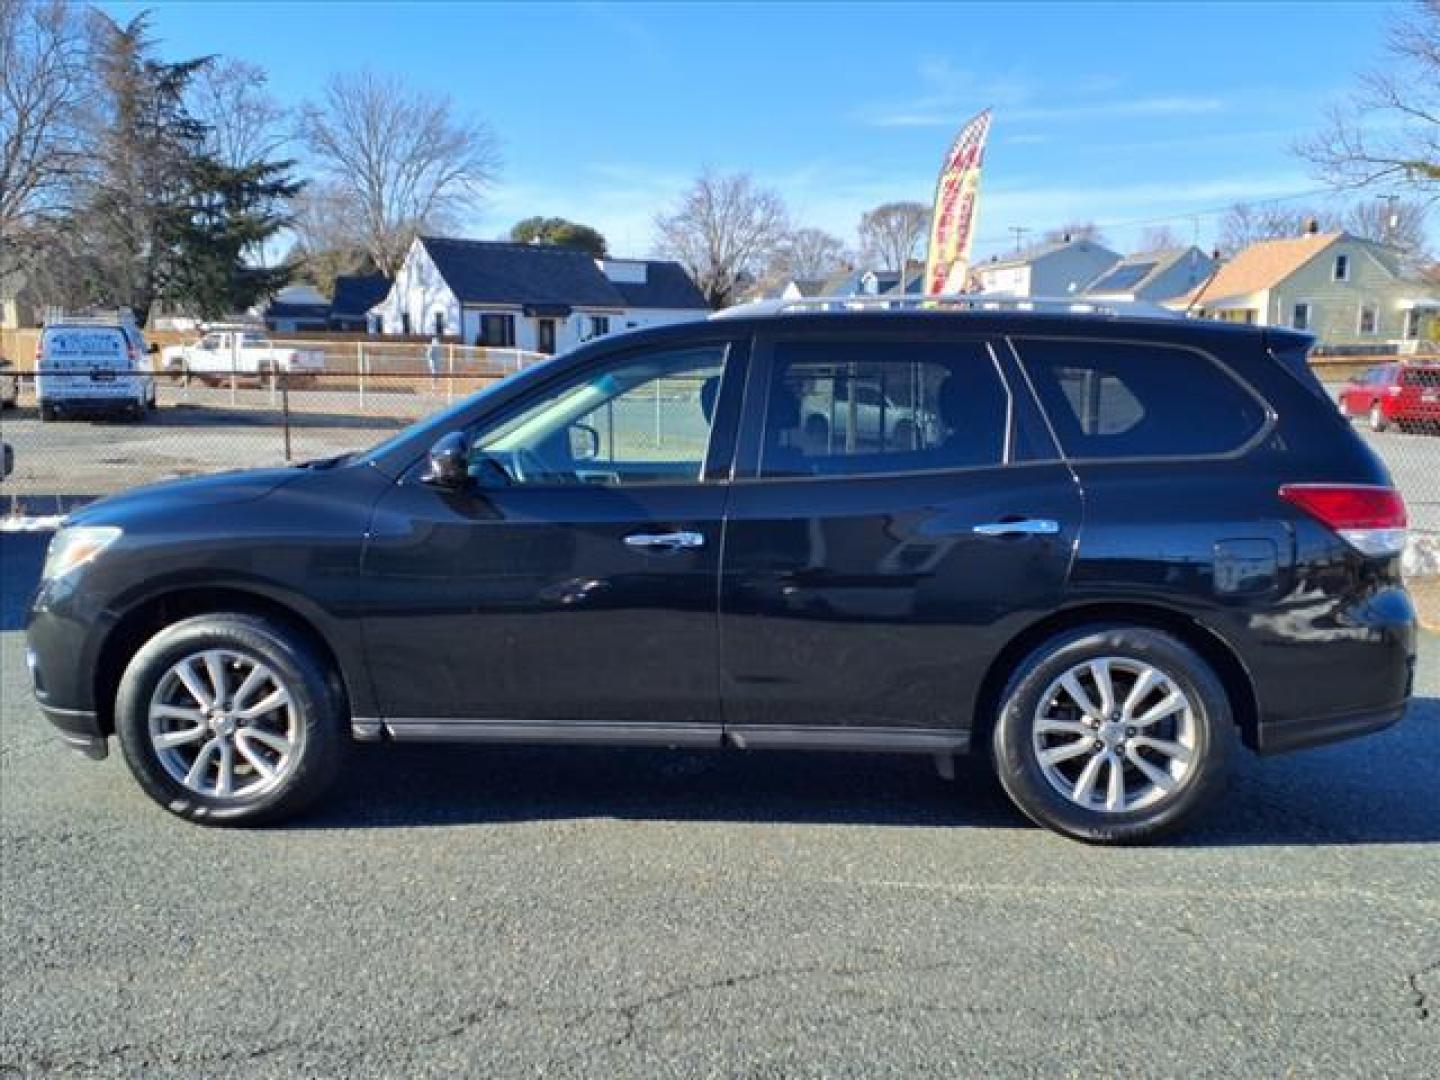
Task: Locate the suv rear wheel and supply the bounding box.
[114,614,344,825]
[991,625,1233,844]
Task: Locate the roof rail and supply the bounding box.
[713,295,1182,321]
[42,306,138,327]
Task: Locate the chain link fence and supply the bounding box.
[0,366,529,517]
[6,348,1440,589]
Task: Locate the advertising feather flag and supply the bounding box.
[923,109,992,296]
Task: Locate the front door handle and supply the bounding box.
[623,530,706,551]
[973,518,1061,537]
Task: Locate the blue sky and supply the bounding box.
[106,1,1397,260]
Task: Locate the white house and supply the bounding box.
[975,238,1121,298]
[371,237,710,354]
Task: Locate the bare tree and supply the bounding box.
[858,201,929,276]
[0,0,90,275]
[1216,202,1341,256]
[654,170,788,308]
[770,226,848,281]
[286,180,372,294]
[189,57,288,170]
[298,69,500,277]
[1136,224,1185,252]
[1042,220,1108,245]
[1300,0,1440,192]
[1346,197,1428,249]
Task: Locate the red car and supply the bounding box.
[1338,362,1440,433]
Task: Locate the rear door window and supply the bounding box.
[42,328,125,369]
[1014,337,1268,460]
[757,340,1008,477]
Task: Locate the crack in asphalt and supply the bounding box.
[2,955,1433,1077]
[1408,959,1439,1020]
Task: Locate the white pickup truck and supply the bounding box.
[162,329,325,385]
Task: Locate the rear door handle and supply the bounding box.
[973,518,1061,537]
[624,531,705,550]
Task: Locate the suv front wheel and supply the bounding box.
[115,614,344,825]
[991,625,1233,844]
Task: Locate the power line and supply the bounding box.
[971,185,1339,248]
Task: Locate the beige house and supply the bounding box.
[1179,229,1438,347]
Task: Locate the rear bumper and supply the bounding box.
[40,396,140,413]
[1256,701,1407,755]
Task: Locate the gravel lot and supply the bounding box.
[1,531,1437,1077]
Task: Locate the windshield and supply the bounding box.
[354,373,526,469]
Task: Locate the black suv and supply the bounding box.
[25,304,1415,842]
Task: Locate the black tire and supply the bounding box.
[990,625,1234,844]
[39,403,55,422]
[114,613,345,826]
[1369,403,1388,432]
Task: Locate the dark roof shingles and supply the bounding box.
[421,238,623,308]
[330,274,391,318]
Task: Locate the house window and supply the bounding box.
[401,311,411,336]
[1292,303,1311,331]
[479,313,515,348]
[1333,254,1350,282]
[1358,303,1378,336]
[537,318,557,355]
[433,311,445,337]
[590,315,610,338]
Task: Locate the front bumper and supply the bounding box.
[37,702,108,760]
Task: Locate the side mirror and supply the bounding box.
[421,431,470,489]
[569,422,600,462]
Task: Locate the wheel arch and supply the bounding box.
[93,586,354,736]
[970,602,1260,754]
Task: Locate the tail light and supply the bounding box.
[1279,484,1407,557]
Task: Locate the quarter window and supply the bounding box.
[758,340,1008,478]
[1016,338,1267,459]
[472,345,726,486]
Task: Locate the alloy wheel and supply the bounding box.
[1031,656,1197,814]
[147,649,299,799]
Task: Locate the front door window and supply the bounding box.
[473,345,727,486]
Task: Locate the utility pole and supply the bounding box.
[1378,194,1400,245]
[1009,226,1030,255]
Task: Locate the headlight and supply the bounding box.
[42,526,122,580]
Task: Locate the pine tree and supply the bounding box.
[77,12,302,322]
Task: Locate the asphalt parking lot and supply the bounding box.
[0,531,1437,1077]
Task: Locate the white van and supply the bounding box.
[35,312,157,422]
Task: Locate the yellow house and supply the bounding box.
[1177,228,1439,347]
